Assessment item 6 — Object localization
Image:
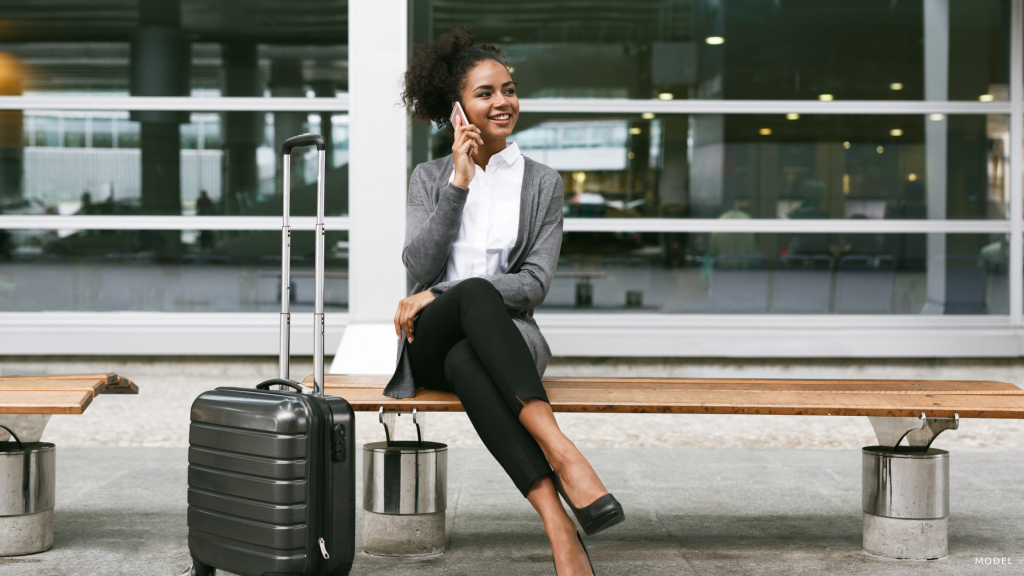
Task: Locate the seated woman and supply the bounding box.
[387,28,624,576]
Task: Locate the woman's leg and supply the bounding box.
[445,340,592,575]
[526,475,596,576]
[411,278,610,506]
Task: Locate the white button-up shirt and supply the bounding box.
[444,142,524,283]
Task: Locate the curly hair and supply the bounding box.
[402,27,511,131]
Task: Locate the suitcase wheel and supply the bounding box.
[190,564,215,576]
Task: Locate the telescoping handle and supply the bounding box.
[280,133,327,396]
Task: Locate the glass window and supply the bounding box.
[0,110,348,216]
[422,0,1008,101]
[0,4,348,98]
[539,232,1007,315]
[0,229,348,313]
[427,113,1007,220]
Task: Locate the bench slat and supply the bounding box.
[0,373,118,385]
[312,374,1022,395]
[0,378,107,395]
[319,387,1024,418]
[0,390,94,414]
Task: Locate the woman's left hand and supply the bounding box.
[394,290,436,343]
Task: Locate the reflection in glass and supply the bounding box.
[3,111,348,216]
[0,229,348,312]
[434,114,1007,220]
[538,232,1007,315]
[424,0,1007,101]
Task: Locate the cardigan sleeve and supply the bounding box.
[430,175,564,310]
[401,163,468,285]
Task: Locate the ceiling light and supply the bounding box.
[890,83,903,91]
[843,141,851,149]
[658,93,674,100]
[507,66,515,74]
[908,173,917,181]
[759,128,772,135]
[890,128,903,136]
[929,113,945,121]
[786,113,800,120]
[705,36,725,45]
[628,152,635,159]
[629,127,642,135]
[979,94,994,102]
[641,112,656,120]
[876,146,884,154]
[819,94,834,101]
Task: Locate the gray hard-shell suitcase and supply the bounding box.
[188,134,355,576]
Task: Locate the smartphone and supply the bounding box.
[450,102,476,156]
[450,101,469,128]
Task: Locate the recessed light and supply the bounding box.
[843,141,851,149]
[890,129,903,136]
[908,173,917,181]
[819,94,834,101]
[706,36,725,45]
[876,146,884,154]
[929,113,945,121]
[628,152,635,159]
[658,93,674,100]
[629,127,642,135]
[641,112,656,120]
[890,83,903,91]
[759,128,772,135]
[979,94,994,102]
[507,66,515,74]
[786,113,800,120]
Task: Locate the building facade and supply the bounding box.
[0,0,1021,360]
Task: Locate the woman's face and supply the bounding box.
[458,59,519,141]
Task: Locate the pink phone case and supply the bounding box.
[450,102,476,155]
[450,102,468,127]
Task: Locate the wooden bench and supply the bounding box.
[305,373,1024,560]
[0,373,138,415]
[303,374,1024,418]
[0,373,138,556]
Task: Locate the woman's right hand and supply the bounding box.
[394,289,436,344]
[451,123,483,189]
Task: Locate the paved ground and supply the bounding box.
[0,447,1021,576]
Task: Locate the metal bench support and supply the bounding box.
[862,413,957,560]
[365,406,446,556]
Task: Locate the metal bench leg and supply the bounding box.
[862,413,958,560]
[366,407,446,556]
[0,416,56,556]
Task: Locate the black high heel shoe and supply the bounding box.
[553,530,596,576]
[552,473,625,536]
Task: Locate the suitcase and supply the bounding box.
[188,133,356,576]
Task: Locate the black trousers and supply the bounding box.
[407,277,552,496]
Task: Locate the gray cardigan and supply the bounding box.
[383,154,565,399]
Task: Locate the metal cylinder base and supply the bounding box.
[362,510,445,556]
[863,513,947,560]
[862,446,949,560]
[0,510,54,556]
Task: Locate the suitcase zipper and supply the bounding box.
[318,537,330,559]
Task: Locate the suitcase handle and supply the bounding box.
[256,378,305,393]
[279,133,328,396]
[281,133,326,155]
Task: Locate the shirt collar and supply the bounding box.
[490,141,522,167]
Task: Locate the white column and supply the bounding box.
[923,0,949,314]
[332,0,409,374]
[1010,0,1023,327]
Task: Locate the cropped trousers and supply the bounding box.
[407,277,552,496]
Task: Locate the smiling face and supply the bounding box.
[457,59,519,141]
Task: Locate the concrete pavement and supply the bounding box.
[1,446,1021,576]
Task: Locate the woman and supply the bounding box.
[387,28,624,575]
